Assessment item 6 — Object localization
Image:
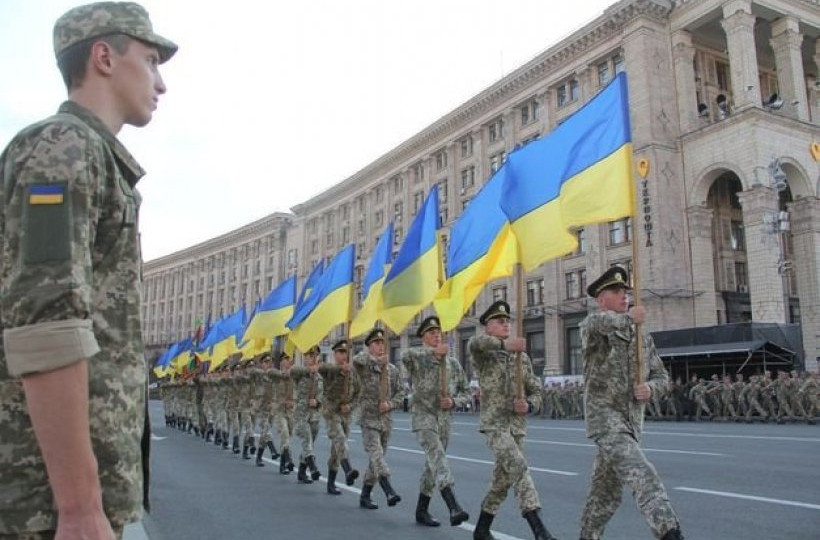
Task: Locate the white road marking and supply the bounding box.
[675,487,820,511]
[525,439,727,457]
[260,455,528,539]
[388,445,577,476]
[151,434,167,441]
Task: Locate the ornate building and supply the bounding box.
[143,0,820,374]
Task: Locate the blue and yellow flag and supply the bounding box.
[201,306,246,369]
[242,275,296,343]
[350,222,394,338]
[434,167,519,331]
[500,72,634,270]
[287,244,355,353]
[297,261,324,309]
[380,186,441,334]
[153,340,182,378]
[170,337,193,375]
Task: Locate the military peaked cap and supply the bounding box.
[365,328,386,345]
[304,345,321,356]
[332,339,348,352]
[479,300,512,325]
[54,2,178,62]
[586,266,631,298]
[416,316,442,337]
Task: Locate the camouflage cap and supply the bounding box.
[54,2,177,63]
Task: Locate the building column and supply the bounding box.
[686,205,718,326]
[672,30,699,132]
[737,185,787,322]
[769,16,809,121]
[720,0,762,110]
[811,38,820,123]
[788,197,820,371]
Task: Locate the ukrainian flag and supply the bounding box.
[380,186,441,334]
[287,244,355,353]
[202,307,246,369]
[500,72,635,270]
[242,275,296,343]
[350,222,394,338]
[297,261,324,308]
[153,340,182,378]
[170,337,193,375]
[434,167,519,331]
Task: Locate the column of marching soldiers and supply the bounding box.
[540,370,818,424]
[157,305,558,540]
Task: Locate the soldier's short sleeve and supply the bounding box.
[2,123,100,377]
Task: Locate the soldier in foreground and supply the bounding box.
[578,267,683,540]
[401,316,470,527]
[271,352,297,474]
[469,301,556,540]
[354,328,405,510]
[291,346,324,484]
[319,339,362,494]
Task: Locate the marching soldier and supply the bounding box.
[250,353,280,466]
[354,328,405,510]
[688,378,712,421]
[578,267,682,540]
[319,340,362,494]
[292,345,324,484]
[401,316,470,527]
[271,352,297,474]
[468,301,555,540]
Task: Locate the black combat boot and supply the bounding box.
[660,526,684,540]
[267,440,280,460]
[205,427,213,442]
[213,430,220,445]
[359,483,378,509]
[242,444,250,460]
[222,432,229,450]
[256,445,265,467]
[279,448,291,475]
[326,469,342,495]
[306,455,321,481]
[378,476,401,506]
[341,458,359,486]
[440,486,469,526]
[415,493,440,527]
[473,511,495,540]
[297,462,313,484]
[187,420,193,433]
[248,436,256,456]
[232,435,240,454]
[522,509,555,540]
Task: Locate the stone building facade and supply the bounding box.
[142,0,820,374]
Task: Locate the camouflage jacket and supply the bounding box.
[353,352,405,430]
[269,368,294,414]
[581,310,669,440]
[0,102,147,533]
[291,366,323,421]
[468,334,542,436]
[318,364,361,416]
[401,346,470,432]
[247,368,275,411]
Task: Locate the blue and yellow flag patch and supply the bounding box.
[29,184,65,205]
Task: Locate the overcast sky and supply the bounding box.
[1,0,615,261]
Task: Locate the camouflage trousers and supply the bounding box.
[480,430,540,515]
[239,410,256,445]
[745,398,767,420]
[294,411,320,463]
[228,410,240,437]
[790,394,807,419]
[776,394,793,419]
[580,432,679,539]
[416,425,454,496]
[214,406,228,433]
[257,409,275,446]
[694,397,711,419]
[324,411,352,470]
[0,524,124,539]
[362,426,392,484]
[273,412,293,450]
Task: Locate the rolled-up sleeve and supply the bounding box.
[4,319,100,376]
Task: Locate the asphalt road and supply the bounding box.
[144,401,820,540]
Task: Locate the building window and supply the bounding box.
[492,286,507,302]
[575,228,587,254]
[439,180,448,203]
[413,191,424,214]
[394,227,403,246]
[579,269,587,296]
[526,278,544,306]
[488,118,504,143]
[598,61,611,86]
[565,272,579,299]
[342,204,350,220]
[394,201,403,223]
[392,175,403,193]
[557,77,580,107]
[735,262,748,292]
[375,210,384,227]
[489,151,506,174]
[730,220,745,251]
[460,135,473,158]
[520,99,539,125]
[715,60,730,91]
[358,218,365,235]
[375,185,384,203]
[311,239,318,254]
[412,163,424,183]
[613,52,624,74]
[342,226,349,244]
[440,208,448,225]
[461,166,475,190]
[309,219,318,234]
[436,150,448,171]
[608,218,632,245]
[557,85,567,108]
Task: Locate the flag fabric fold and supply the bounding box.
[287,244,355,352]
[434,167,518,331]
[500,71,635,270]
[241,275,297,343]
[350,222,394,338]
[380,186,441,334]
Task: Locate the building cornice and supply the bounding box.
[293,0,673,215]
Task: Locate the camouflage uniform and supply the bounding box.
[579,309,679,540]
[688,380,712,420]
[468,334,543,515]
[401,346,470,496]
[319,364,361,471]
[353,351,404,485]
[291,366,323,466]
[270,367,295,456]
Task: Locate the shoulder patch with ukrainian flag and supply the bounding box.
[29,184,65,205]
